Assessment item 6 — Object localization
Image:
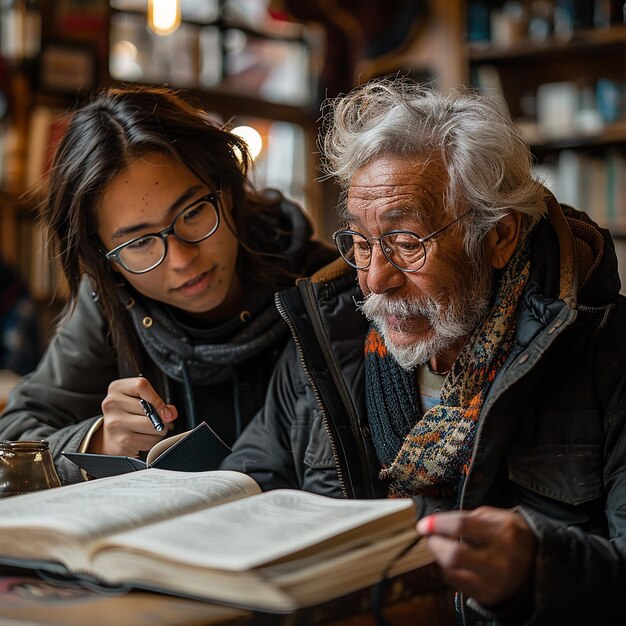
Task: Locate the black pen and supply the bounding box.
[139,398,165,432]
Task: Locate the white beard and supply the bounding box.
[358,271,492,371]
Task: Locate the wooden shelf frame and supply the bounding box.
[469,24,626,63]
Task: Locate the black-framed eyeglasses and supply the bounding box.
[103,192,221,274]
[332,208,473,273]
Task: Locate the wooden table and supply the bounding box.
[0,567,456,626]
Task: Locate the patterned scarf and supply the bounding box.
[365,238,530,498]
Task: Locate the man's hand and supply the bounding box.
[88,376,178,457]
[416,506,537,607]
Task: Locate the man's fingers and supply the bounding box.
[424,534,488,571]
[426,532,517,573]
[422,536,497,601]
[417,506,520,545]
[418,508,538,607]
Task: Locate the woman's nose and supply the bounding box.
[165,235,199,268]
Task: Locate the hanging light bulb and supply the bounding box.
[147,0,181,36]
[232,126,263,160]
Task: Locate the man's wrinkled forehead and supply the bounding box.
[342,202,421,228]
[344,154,449,226]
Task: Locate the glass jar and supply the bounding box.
[0,440,61,497]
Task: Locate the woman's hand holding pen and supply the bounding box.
[87,376,178,457]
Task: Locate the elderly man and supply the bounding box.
[221,79,626,624]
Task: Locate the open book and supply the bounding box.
[62,421,231,478]
[0,470,437,613]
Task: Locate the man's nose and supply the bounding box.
[363,245,405,294]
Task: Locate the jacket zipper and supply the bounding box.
[456,305,576,623]
[274,291,350,497]
[159,369,172,405]
[299,280,373,497]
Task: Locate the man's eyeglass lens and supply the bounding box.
[117,197,219,273]
[334,232,427,272]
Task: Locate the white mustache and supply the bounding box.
[354,258,493,370]
[358,292,438,322]
[358,292,463,341]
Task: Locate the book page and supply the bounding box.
[0,470,259,544]
[264,529,432,608]
[99,489,415,571]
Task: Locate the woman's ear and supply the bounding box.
[486,212,523,269]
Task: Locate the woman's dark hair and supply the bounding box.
[44,85,295,355]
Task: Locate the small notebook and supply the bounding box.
[63,421,231,478]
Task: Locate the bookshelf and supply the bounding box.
[0,0,328,345]
[466,0,626,292]
[107,0,324,230]
[0,0,104,304]
[4,0,626,344]
[467,2,626,250]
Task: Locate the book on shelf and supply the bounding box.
[0,198,19,268]
[0,469,438,614]
[534,148,626,236]
[605,148,626,234]
[63,421,231,478]
[25,106,72,193]
[557,149,589,209]
[536,81,579,140]
[586,154,608,228]
[28,219,48,301]
[472,64,507,112]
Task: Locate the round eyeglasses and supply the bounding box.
[332,209,473,273]
[104,192,220,274]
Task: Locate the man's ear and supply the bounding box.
[486,212,523,269]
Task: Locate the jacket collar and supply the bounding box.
[305,255,354,285]
[544,192,579,307]
[544,190,619,308]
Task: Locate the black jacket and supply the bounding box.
[0,195,335,485]
[223,199,626,625]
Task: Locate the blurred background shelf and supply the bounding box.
[2,0,626,359]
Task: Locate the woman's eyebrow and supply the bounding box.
[110,184,205,241]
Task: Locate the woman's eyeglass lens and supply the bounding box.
[106,194,219,274]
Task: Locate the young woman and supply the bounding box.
[0,86,334,483]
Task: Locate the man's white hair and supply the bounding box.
[320,77,547,260]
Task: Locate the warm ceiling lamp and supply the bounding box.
[232,126,263,160]
[148,0,181,36]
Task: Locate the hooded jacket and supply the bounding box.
[222,198,626,625]
[0,194,335,485]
